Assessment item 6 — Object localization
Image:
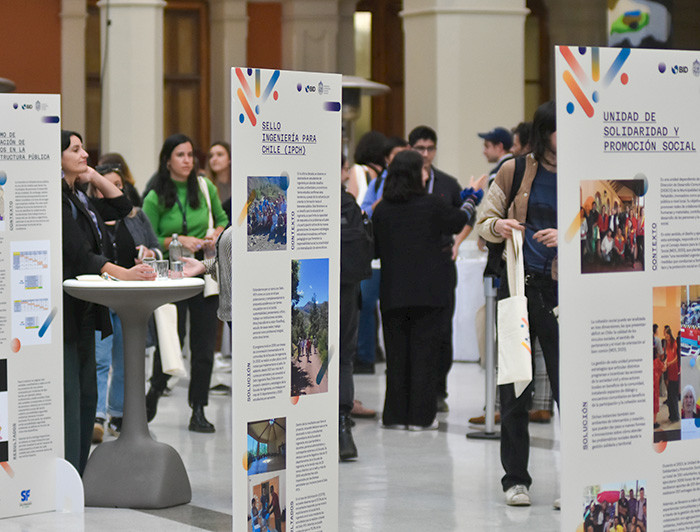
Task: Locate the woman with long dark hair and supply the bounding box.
[373,150,480,431]
[143,133,229,432]
[61,130,155,474]
[477,100,559,506]
[88,163,161,441]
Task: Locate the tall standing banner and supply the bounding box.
[558,46,700,530]
[231,69,341,532]
[0,95,63,517]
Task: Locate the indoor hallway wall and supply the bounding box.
[0,0,62,94]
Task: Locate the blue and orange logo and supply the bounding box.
[560,46,631,118]
[235,68,280,126]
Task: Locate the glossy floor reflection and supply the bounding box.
[1,361,560,531]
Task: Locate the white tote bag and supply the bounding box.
[153,303,187,378]
[197,176,220,297]
[497,229,532,397]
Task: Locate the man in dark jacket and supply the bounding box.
[408,126,467,413]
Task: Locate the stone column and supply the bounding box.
[61,0,88,134]
[98,0,166,190]
[210,0,248,144]
[281,0,340,72]
[402,0,528,183]
[337,0,358,75]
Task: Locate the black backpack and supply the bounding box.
[483,155,526,278]
[340,189,373,284]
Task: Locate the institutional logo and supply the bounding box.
[694,60,700,77]
[234,68,281,127]
[20,490,30,502]
[671,65,688,74]
[559,46,631,118]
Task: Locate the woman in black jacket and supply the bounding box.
[373,150,476,430]
[61,130,154,474]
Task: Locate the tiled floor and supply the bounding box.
[1,361,561,531]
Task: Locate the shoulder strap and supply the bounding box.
[70,198,79,219]
[197,176,214,231]
[507,156,526,208]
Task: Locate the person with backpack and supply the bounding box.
[476,100,559,507]
[355,137,409,376]
[339,154,374,460]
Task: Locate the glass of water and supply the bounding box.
[155,260,169,280]
[170,261,184,280]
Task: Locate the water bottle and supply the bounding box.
[169,233,183,268]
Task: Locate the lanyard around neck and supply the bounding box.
[174,194,188,235]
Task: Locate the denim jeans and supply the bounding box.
[356,268,381,365]
[94,309,124,419]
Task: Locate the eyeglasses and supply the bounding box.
[413,145,436,153]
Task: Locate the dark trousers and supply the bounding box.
[381,306,442,427]
[499,275,559,491]
[436,283,456,399]
[151,292,218,406]
[667,379,680,422]
[64,306,98,476]
[340,283,360,414]
[357,269,380,365]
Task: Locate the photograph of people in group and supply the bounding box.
[653,286,682,443]
[247,418,286,476]
[677,287,700,439]
[248,473,285,532]
[247,176,288,251]
[291,259,329,397]
[580,481,647,532]
[580,179,645,274]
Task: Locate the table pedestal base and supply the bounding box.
[83,438,191,508]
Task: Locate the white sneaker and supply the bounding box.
[408,419,439,431]
[553,497,561,510]
[380,421,407,430]
[505,484,531,506]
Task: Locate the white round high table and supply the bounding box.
[63,278,204,508]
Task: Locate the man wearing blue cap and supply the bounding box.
[479,127,514,186]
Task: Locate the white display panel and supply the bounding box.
[0,95,62,518]
[558,46,700,531]
[230,69,341,532]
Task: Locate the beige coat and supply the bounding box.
[475,153,558,280]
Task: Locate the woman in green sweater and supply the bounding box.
[143,133,229,432]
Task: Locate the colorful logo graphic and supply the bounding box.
[560,46,631,118]
[234,68,281,127]
[658,62,667,73]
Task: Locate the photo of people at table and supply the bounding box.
[291,259,329,397]
[247,176,288,252]
[580,179,645,274]
[248,473,285,532]
[580,481,647,532]
[247,418,286,476]
[676,288,700,440]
